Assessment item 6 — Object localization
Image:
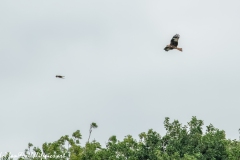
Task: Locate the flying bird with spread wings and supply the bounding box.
[56,75,65,79]
[164,34,182,52]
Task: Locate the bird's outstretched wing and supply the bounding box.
[164,46,171,51]
[56,75,65,78]
[170,34,180,47]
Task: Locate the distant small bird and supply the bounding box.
[56,75,65,79]
[164,34,183,52]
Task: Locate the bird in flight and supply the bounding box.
[56,75,65,79]
[164,34,182,52]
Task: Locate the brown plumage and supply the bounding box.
[164,34,182,52]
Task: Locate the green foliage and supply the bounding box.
[87,122,98,143]
[91,123,98,129]
[16,117,240,160]
[0,153,13,160]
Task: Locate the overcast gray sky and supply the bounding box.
[1,0,240,156]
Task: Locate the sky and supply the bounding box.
[1,0,240,156]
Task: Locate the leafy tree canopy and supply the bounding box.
[14,117,240,160]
